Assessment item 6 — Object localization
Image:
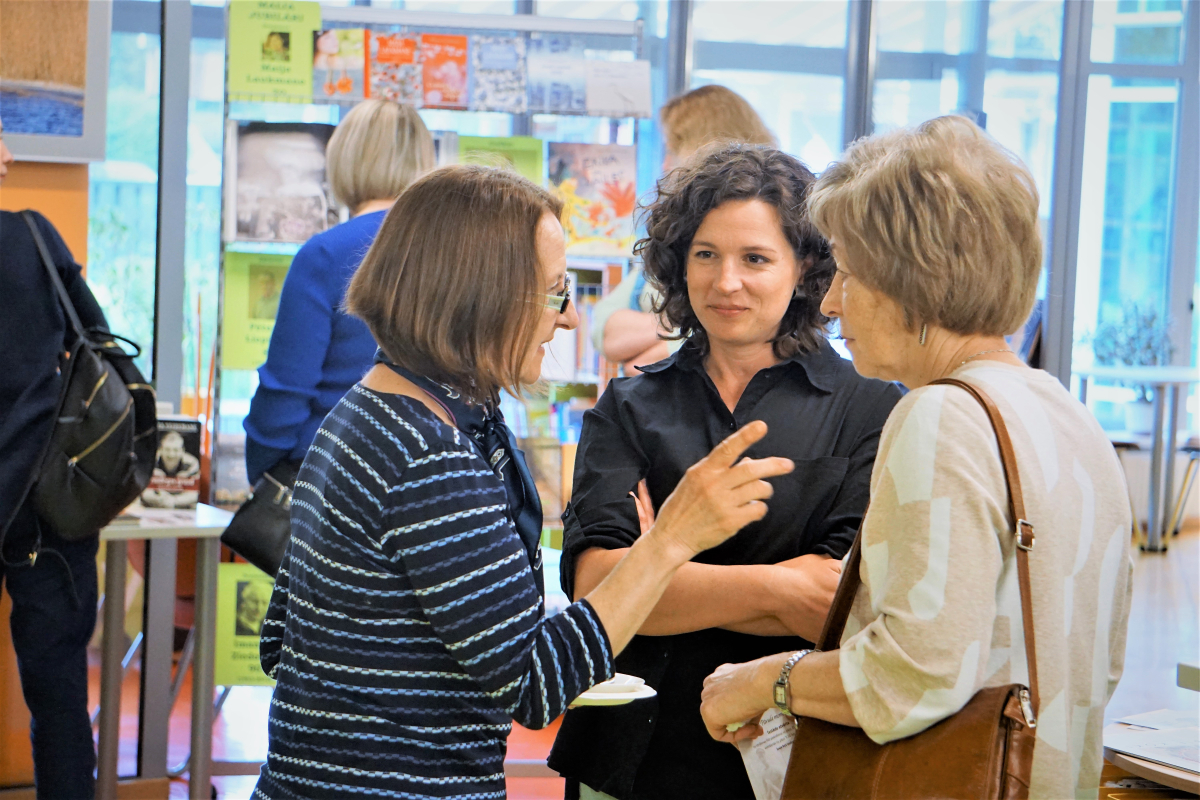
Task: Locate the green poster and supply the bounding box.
[459,136,545,185]
[222,250,292,371]
[227,1,321,103]
[215,562,276,687]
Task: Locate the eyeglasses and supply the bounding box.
[543,273,572,313]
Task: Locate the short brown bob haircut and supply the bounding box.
[809,115,1042,336]
[345,165,563,404]
[638,144,834,358]
[661,85,776,160]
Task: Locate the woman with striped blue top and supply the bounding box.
[253,165,796,800]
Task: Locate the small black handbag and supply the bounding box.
[20,211,158,541]
[220,459,302,577]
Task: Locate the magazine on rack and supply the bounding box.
[421,33,469,109]
[527,35,586,114]
[222,120,338,243]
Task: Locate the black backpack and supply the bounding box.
[13,211,158,542]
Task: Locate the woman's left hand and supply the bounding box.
[700,655,784,744]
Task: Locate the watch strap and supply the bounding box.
[773,649,812,715]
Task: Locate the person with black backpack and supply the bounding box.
[0,119,111,800]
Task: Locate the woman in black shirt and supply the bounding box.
[549,145,902,800]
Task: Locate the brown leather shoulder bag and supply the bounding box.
[781,378,1039,800]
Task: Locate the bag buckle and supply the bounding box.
[262,472,293,509]
[1016,519,1035,551]
[1019,687,1036,728]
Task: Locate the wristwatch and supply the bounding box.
[774,649,813,716]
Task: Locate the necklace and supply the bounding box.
[960,348,1013,366]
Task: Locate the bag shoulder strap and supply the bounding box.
[22,211,87,342]
[816,377,1040,715]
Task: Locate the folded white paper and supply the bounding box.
[737,709,797,800]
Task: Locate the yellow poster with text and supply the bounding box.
[215,562,276,687]
[228,1,321,102]
[222,250,292,370]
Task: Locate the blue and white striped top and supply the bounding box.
[254,384,615,800]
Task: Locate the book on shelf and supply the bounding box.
[222,120,338,244]
[472,35,527,113]
[548,142,638,257]
[458,135,544,184]
[421,33,470,109]
[312,28,366,103]
[527,35,587,115]
[367,32,421,105]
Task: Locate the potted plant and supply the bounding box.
[1091,302,1175,434]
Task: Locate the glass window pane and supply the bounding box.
[537,1,643,21]
[1072,76,1180,428]
[873,71,960,132]
[1091,0,1186,64]
[877,0,967,54]
[690,1,846,166]
[87,28,162,378]
[692,0,847,47]
[986,0,1063,59]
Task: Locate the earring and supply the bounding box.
[919,323,927,346]
[792,284,804,299]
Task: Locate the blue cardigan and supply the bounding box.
[243,211,384,484]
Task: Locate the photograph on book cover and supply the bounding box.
[0,0,110,162]
[225,121,338,243]
[313,28,366,102]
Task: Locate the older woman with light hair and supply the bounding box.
[244,99,434,490]
[698,115,1134,799]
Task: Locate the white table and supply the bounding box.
[1103,722,1200,795]
[97,504,232,800]
[1075,365,1200,552]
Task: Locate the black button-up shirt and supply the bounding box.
[549,338,902,800]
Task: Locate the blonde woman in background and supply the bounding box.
[595,85,777,373]
[243,99,434,490]
[698,116,1134,800]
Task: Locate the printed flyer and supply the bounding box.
[227,1,321,103]
[222,250,293,370]
[547,143,637,256]
[368,32,422,105]
[312,28,366,102]
[459,135,543,184]
[471,36,526,113]
[214,562,276,687]
[421,33,469,109]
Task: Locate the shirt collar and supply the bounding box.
[636,337,840,393]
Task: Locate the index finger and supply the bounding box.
[699,421,768,471]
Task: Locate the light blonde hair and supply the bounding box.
[345,165,563,405]
[660,85,776,159]
[809,115,1042,336]
[326,99,435,212]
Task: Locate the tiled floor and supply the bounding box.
[85,527,1198,800]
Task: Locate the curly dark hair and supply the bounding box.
[636,144,834,358]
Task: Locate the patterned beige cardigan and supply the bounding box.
[839,362,1134,800]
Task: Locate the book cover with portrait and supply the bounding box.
[312,28,366,102]
[215,563,276,687]
[141,416,202,510]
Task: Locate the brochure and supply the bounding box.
[222,250,293,371]
[1106,725,1200,775]
[585,59,653,118]
[312,28,366,102]
[225,121,338,243]
[227,1,321,103]
[214,562,276,687]
[736,709,797,800]
[368,32,422,105]
[421,33,470,109]
[459,135,544,184]
[471,36,526,113]
[547,142,637,256]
